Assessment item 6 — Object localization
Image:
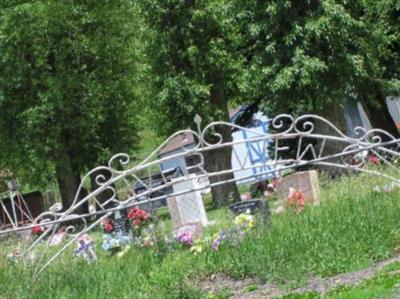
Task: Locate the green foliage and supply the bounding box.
[140,0,400,129]
[364,0,400,95]
[0,1,139,187]
[235,0,390,114]
[138,0,246,136]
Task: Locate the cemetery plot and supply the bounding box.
[275,170,321,204]
[1,114,400,279]
[167,175,208,230]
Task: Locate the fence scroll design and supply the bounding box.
[1,114,400,279]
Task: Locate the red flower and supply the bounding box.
[101,218,114,233]
[128,208,139,220]
[288,188,305,212]
[128,207,149,227]
[31,225,44,235]
[137,209,148,219]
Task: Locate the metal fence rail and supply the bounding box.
[1,114,400,279]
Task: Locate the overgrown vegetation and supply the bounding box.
[0,1,140,208]
[1,171,400,298]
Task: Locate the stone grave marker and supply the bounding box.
[167,175,208,229]
[111,210,131,235]
[229,199,261,215]
[274,170,320,204]
[229,199,269,223]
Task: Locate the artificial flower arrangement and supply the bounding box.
[175,231,194,246]
[189,210,256,254]
[128,207,150,236]
[101,232,132,255]
[100,215,131,255]
[75,234,97,263]
[133,222,177,257]
[132,224,158,248]
[101,207,152,255]
[31,225,44,236]
[97,208,257,260]
[368,154,380,165]
[287,188,305,212]
[101,218,114,233]
[234,211,255,231]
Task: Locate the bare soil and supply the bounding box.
[198,253,400,298]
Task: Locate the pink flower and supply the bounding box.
[101,218,114,233]
[176,232,193,246]
[211,238,221,251]
[369,155,380,165]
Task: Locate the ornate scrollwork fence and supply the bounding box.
[1,114,400,278]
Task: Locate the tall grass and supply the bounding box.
[207,179,400,285]
[1,170,400,298]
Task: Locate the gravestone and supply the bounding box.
[229,199,269,223]
[229,199,262,215]
[167,175,208,229]
[111,210,131,235]
[275,170,320,204]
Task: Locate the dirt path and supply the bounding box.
[199,253,400,298]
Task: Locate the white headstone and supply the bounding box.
[167,175,208,229]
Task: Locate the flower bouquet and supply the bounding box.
[101,232,132,255]
[75,234,97,263]
[287,188,305,212]
[31,225,44,236]
[128,207,150,237]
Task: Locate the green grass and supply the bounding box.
[282,261,400,299]
[1,170,400,298]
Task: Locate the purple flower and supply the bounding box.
[175,232,193,246]
[211,238,221,251]
[75,240,88,254]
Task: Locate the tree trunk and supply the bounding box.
[203,125,240,208]
[55,148,81,211]
[204,85,240,208]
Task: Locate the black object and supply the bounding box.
[229,199,269,223]
[132,167,183,209]
[229,199,262,214]
[230,103,259,130]
[0,191,44,228]
[111,210,131,235]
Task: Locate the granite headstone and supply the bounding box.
[275,170,320,204]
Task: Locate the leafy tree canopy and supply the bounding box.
[0,1,139,205]
[235,0,391,115]
[138,0,246,136]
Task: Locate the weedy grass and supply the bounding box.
[281,261,400,298]
[203,169,400,286]
[1,169,400,298]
